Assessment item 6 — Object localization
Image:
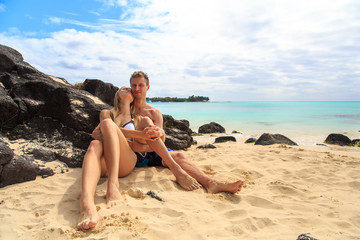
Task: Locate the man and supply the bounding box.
[129,71,243,194]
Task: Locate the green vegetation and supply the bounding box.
[73,82,85,90]
[147,95,209,102]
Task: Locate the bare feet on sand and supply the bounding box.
[77,197,100,230]
[106,182,124,208]
[176,175,203,191]
[207,179,244,194]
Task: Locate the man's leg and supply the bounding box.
[77,140,103,230]
[170,151,244,194]
[137,117,202,191]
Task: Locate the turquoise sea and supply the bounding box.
[151,101,360,135]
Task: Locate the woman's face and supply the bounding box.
[118,87,134,102]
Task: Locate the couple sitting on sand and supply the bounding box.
[77,71,244,230]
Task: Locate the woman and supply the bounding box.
[77,86,156,230]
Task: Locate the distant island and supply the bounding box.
[147,95,209,102]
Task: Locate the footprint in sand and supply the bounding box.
[243,196,283,209]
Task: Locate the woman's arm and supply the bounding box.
[91,110,112,140]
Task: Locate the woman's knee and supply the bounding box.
[100,118,116,130]
[140,116,154,125]
[87,140,103,155]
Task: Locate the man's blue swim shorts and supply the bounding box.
[135,149,173,167]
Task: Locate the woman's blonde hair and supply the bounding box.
[109,87,136,120]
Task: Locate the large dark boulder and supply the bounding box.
[83,79,118,106]
[163,114,195,150]
[325,133,352,146]
[255,133,298,146]
[198,122,225,134]
[164,128,194,150]
[163,115,193,135]
[0,155,40,187]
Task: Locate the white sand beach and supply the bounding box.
[1,139,360,240]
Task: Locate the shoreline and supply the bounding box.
[193,131,360,153]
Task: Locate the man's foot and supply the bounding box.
[207,179,244,194]
[77,197,100,230]
[176,174,202,191]
[106,182,124,208]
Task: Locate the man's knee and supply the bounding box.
[171,152,187,163]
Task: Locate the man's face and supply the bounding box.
[130,77,149,98]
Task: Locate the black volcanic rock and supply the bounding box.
[83,79,118,106]
[255,133,298,146]
[325,133,352,146]
[0,155,40,187]
[214,136,236,143]
[198,122,225,134]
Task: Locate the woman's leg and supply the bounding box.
[100,119,137,204]
[77,140,104,230]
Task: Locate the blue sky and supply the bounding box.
[0,0,359,101]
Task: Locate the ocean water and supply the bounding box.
[151,101,360,135]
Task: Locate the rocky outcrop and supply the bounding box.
[163,115,195,150]
[324,133,352,146]
[0,44,110,187]
[83,79,119,106]
[255,133,298,146]
[198,122,225,134]
[214,136,236,143]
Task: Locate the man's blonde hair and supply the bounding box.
[130,71,149,86]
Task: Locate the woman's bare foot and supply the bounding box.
[77,196,100,230]
[207,179,244,194]
[106,181,124,208]
[176,174,202,191]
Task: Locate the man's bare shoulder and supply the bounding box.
[141,103,162,122]
[145,103,162,115]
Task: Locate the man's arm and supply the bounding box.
[150,108,166,142]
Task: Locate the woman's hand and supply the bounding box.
[91,124,103,141]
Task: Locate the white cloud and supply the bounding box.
[1,0,359,101]
[0,3,5,12]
